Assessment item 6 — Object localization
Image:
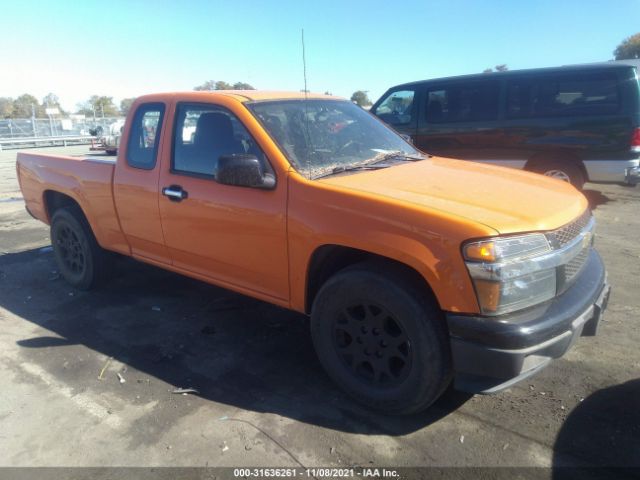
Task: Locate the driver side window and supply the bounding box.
[373,90,416,126]
[172,103,267,178]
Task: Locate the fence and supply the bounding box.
[0,116,125,150]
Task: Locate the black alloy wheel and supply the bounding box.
[50,206,112,290]
[55,223,86,276]
[332,302,412,387]
[311,262,452,415]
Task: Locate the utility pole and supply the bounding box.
[31,104,37,137]
[48,113,54,137]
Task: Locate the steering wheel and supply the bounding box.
[336,139,366,156]
[334,123,366,155]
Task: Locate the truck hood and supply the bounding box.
[317,157,588,234]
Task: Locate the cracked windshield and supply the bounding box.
[248,99,423,179]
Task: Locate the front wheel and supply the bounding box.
[50,207,112,290]
[310,264,452,414]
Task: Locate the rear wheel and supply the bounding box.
[531,161,585,190]
[50,207,112,290]
[310,263,452,414]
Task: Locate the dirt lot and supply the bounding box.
[0,146,639,475]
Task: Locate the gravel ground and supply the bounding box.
[0,146,638,477]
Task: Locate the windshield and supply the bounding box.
[247,99,422,178]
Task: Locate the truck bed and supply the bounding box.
[16,152,129,254]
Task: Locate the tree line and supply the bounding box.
[193,80,256,91]
[0,80,259,119]
[0,93,136,119]
[193,80,376,108]
[0,81,376,118]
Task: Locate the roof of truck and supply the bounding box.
[137,91,344,103]
[217,90,343,102]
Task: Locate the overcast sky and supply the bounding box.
[2,0,639,111]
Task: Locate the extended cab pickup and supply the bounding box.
[17,91,611,414]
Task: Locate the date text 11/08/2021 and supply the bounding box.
[233,468,399,477]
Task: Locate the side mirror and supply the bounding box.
[217,154,275,189]
[399,133,414,144]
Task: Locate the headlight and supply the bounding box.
[464,233,556,316]
[464,233,551,263]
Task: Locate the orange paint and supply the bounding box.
[16,91,589,315]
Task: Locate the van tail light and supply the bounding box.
[632,128,640,152]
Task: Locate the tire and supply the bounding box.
[531,161,585,190]
[105,149,117,156]
[310,263,452,415]
[50,206,112,290]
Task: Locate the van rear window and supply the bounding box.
[506,73,620,118]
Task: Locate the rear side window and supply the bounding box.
[126,103,165,169]
[506,72,620,118]
[372,89,416,126]
[424,81,499,123]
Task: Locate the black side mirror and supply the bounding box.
[217,154,275,189]
[399,133,413,144]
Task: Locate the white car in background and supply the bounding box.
[101,120,125,155]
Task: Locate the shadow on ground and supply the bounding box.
[582,188,610,211]
[552,379,640,479]
[0,248,471,436]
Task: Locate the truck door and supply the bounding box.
[157,101,289,303]
[113,102,171,264]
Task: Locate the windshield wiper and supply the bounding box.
[312,151,425,180]
[367,150,425,165]
[314,164,388,180]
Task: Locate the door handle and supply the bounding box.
[162,185,188,202]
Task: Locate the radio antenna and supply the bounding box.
[302,28,308,100]
[301,28,312,179]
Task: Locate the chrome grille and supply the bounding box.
[549,210,594,293]
[548,209,592,248]
[564,246,589,283]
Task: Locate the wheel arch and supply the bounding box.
[524,152,589,182]
[41,188,131,256]
[305,244,440,315]
[43,190,86,223]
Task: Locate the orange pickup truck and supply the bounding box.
[17,91,610,414]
